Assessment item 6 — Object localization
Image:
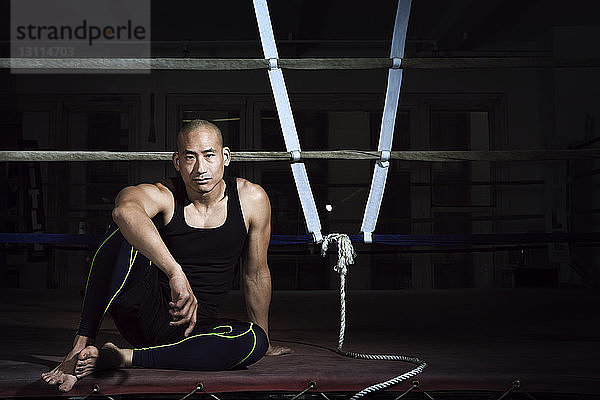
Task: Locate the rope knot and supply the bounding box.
[321,233,356,276]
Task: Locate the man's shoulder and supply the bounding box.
[125,179,176,206]
[119,180,171,197]
[136,180,172,196]
[235,177,269,205]
[154,177,174,193]
[234,178,270,226]
[114,180,174,217]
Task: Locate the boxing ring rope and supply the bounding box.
[3,232,599,246]
[1,149,598,162]
[3,57,599,70]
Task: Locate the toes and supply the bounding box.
[75,367,92,379]
[44,371,61,384]
[76,355,98,372]
[42,370,55,379]
[76,358,90,368]
[58,375,77,392]
[75,363,95,379]
[79,348,92,359]
[55,373,65,385]
[79,346,99,361]
[48,373,63,384]
[75,370,88,379]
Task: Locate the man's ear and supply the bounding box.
[223,147,231,166]
[172,152,180,171]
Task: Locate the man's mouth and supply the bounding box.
[192,177,211,184]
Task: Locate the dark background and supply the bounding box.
[0,0,599,292]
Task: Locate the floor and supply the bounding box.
[1,287,599,398]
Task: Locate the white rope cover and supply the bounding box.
[253,0,322,243]
[321,233,427,400]
[360,0,412,244]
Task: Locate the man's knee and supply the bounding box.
[225,321,269,369]
[249,323,269,362]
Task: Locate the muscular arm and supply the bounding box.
[240,181,292,356]
[112,184,181,278]
[241,183,272,338]
[112,183,198,336]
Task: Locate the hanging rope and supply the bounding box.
[321,233,427,400]
[321,233,357,349]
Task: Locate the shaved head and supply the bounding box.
[177,119,223,152]
[173,119,231,197]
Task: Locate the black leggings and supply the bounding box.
[76,226,268,370]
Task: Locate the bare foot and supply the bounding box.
[74,342,133,380]
[41,334,93,392]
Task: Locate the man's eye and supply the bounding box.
[206,154,215,158]
[185,156,195,160]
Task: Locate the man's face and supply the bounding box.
[172,128,231,195]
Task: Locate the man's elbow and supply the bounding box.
[111,205,127,225]
[112,202,139,225]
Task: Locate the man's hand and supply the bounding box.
[266,344,293,356]
[168,272,198,337]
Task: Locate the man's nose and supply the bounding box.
[195,157,208,174]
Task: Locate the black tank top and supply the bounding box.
[158,176,248,319]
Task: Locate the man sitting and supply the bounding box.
[42,119,290,392]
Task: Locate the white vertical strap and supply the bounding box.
[377,68,403,151]
[267,68,302,151]
[252,0,278,59]
[253,0,322,243]
[390,0,412,58]
[360,0,412,243]
[361,161,390,243]
[291,163,323,243]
